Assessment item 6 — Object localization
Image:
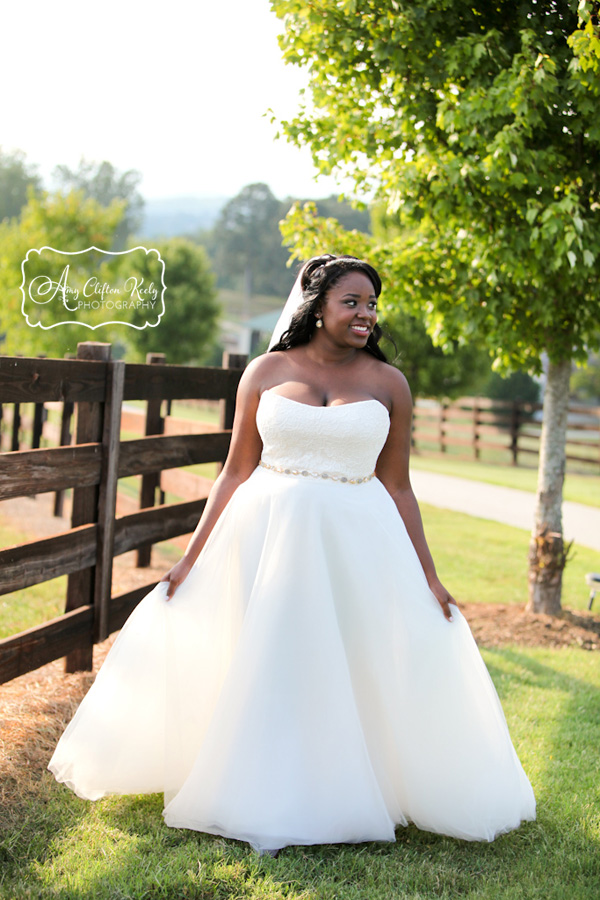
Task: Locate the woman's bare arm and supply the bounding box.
[375,368,457,622]
[160,358,267,598]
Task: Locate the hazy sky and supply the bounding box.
[2,1,343,201]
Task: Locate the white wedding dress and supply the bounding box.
[49,390,535,852]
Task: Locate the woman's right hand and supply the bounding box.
[159,557,193,600]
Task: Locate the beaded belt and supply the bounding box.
[258,459,375,485]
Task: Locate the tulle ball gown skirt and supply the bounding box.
[49,393,535,852]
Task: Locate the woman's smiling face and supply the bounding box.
[316,272,378,347]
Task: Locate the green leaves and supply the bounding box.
[272,0,600,372]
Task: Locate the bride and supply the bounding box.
[49,254,536,854]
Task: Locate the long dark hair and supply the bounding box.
[269,254,388,362]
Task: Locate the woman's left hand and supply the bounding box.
[427,576,458,622]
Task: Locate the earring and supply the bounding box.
[315,317,323,328]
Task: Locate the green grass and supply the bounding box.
[1,647,598,899]
[410,455,600,508]
[421,503,600,610]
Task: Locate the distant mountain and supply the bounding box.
[139,195,229,239]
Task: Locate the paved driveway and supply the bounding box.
[410,469,600,554]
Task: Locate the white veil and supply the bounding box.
[268,266,305,350]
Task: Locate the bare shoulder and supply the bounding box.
[386,365,413,412]
[367,359,412,413]
[236,351,290,397]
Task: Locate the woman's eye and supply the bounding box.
[345,299,357,307]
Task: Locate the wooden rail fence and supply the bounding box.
[0,343,246,685]
[412,397,600,470]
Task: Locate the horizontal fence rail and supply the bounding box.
[0,344,246,684]
[412,397,600,470]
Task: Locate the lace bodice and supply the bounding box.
[256,390,390,479]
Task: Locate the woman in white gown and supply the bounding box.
[49,254,535,854]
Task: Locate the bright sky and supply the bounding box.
[2,0,343,202]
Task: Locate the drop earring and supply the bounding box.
[315,317,323,328]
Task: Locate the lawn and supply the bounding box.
[0,647,598,899]
[420,504,600,611]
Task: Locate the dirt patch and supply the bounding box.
[459,602,600,652]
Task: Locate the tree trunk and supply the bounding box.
[527,358,571,615]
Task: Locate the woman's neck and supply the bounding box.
[304,341,359,368]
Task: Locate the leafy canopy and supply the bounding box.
[124,237,221,365]
[272,0,600,373]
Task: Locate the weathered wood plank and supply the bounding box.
[0,606,93,684]
[0,357,108,403]
[122,362,243,402]
[0,433,231,499]
[0,443,102,500]
[113,499,206,557]
[117,432,231,477]
[0,524,97,595]
[0,358,243,405]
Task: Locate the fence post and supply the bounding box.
[510,400,520,466]
[136,353,166,568]
[11,403,21,451]
[219,352,248,431]
[53,400,75,517]
[472,398,480,460]
[94,360,125,642]
[439,401,447,454]
[64,342,111,673]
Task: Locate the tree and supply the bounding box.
[0,147,42,222]
[123,237,221,365]
[272,0,600,614]
[205,183,372,305]
[53,158,144,249]
[385,313,492,400]
[210,183,289,306]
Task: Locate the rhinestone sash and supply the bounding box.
[258,459,375,485]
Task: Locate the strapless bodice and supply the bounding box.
[256,390,391,480]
